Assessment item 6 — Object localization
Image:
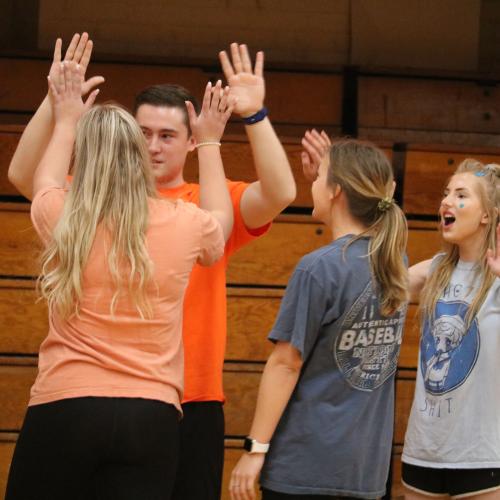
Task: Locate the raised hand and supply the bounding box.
[48,61,98,128]
[49,33,104,101]
[219,43,264,118]
[185,80,235,144]
[301,129,331,182]
[486,224,500,277]
[229,453,265,500]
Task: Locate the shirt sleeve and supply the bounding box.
[224,181,271,257]
[268,266,329,361]
[196,209,225,267]
[30,187,66,245]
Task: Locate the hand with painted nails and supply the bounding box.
[486,223,500,277]
[219,43,265,118]
[185,80,236,144]
[48,61,98,128]
[48,33,104,102]
[301,129,331,182]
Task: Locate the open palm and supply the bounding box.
[220,43,265,117]
[48,33,104,100]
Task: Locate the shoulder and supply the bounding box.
[297,236,368,274]
[226,180,250,203]
[31,186,67,222]
[30,187,67,241]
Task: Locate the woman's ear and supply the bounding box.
[329,183,342,201]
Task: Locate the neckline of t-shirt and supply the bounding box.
[456,259,479,271]
[334,233,369,243]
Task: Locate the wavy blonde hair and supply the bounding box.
[420,159,500,327]
[39,104,157,319]
[327,139,409,316]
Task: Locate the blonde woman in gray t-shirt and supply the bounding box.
[402,160,500,499]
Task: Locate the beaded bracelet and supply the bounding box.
[195,141,222,149]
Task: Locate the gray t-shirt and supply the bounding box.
[403,258,500,468]
[260,236,407,498]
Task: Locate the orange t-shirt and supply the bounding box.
[29,187,224,411]
[157,181,270,403]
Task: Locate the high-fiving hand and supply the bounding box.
[301,129,331,182]
[49,33,104,102]
[185,80,236,144]
[486,223,500,277]
[219,43,265,118]
[47,61,98,128]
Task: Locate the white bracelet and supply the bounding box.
[195,141,221,149]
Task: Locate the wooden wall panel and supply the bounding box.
[0,281,46,355]
[227,218,331,286]
[359,76,500,135]
[0,361,35,431]
[0,436,16,500]
[226,288,281,361]
[403,148,500,215]
[0,59,342,128]
[0,205,39,278]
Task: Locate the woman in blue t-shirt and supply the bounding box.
[229,137,409,499]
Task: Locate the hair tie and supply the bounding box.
[475,164,497,177]
[377,197,394,212]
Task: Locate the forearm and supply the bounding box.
[33,124,75,195]
[8,95,54,200]
[198,145,234,241]
[246,118,296,208]
[248,354,301,443]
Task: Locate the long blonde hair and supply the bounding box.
[420,159,500,326]
[39,104,157,319]
[327,139,408,316]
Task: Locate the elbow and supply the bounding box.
[271,181,297,214]
[283,181,297,207]
[270,344,303,374]
[7,166,26,196]
[7,166,19,187]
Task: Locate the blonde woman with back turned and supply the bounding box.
[402,160,500,500]
[230,138,409,499]
[5,61,233,500]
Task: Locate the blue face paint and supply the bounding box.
[475,171,487,177]
[459,203,465,208]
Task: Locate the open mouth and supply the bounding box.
[443,215,456,227]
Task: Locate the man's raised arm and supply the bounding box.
[8,33,103,200]
[219,43,296,229]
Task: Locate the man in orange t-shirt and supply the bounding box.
[8,35,296,500]
[134,44,295,499]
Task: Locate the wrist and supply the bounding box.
[242,107,268,125]
[53,122,77,141]
[195,140,221,149]
[244,436,270,454]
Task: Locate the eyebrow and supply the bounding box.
[444,187,469,194]
[140,126,178,134]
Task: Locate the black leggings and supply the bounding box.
[6,397,179,500]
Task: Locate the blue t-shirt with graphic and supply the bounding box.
[260,236,407,498]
